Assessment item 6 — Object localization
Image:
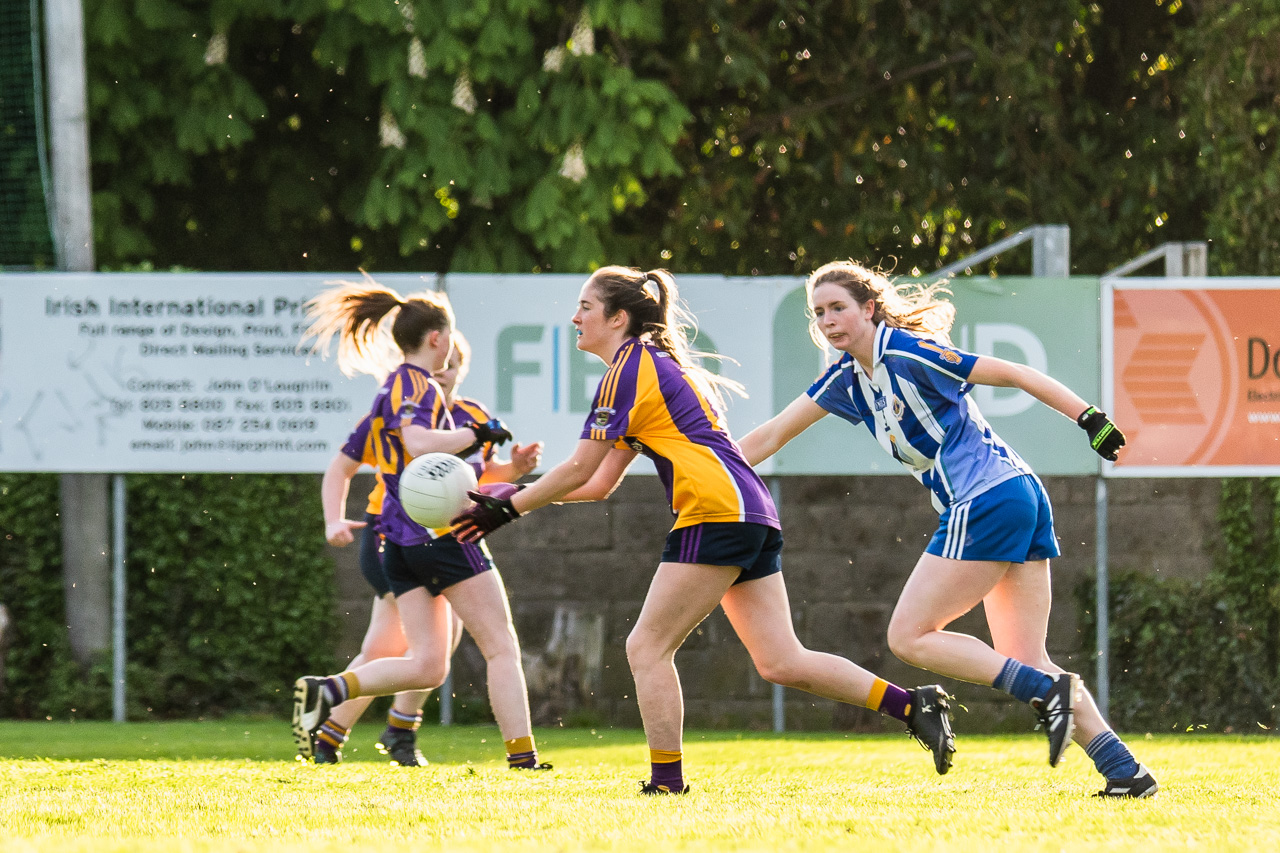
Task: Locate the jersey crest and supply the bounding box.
[593,406,615,427]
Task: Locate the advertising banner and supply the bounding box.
[1104,278,1280,476]
[0,273,429,473]
[1,272,1104,475]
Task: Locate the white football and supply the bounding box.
[398,452,478,528]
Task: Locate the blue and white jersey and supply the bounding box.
[807,324,1034,513]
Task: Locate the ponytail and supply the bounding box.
[301,275,454,379]
[588,265,745,408]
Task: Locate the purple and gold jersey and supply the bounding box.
[807,323,1034,513]
[449,397,496,481]
[369,363,453,546]
[339,414,386,516]
[581,338,778,531]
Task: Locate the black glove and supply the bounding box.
[457,418,513,459]
[1077,406,1125,461]
[450,489,520,542]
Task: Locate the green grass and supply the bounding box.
[2,721,1277,851]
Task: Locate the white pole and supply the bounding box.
[111,474,127,722]
[43,0,95,271]
[1094,477,1109,719]
[768,477,785,733]
[439,672,453,726]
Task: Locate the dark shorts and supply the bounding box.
[660,522,783,585]
[358,511,392,597]
[926,474,1062,563]
[383,535,496,597]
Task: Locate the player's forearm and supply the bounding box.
[320,456,356,524]
[737,427,780,467]
[403,426,477,458]
[1009,363,1090,421]
[512,458,596,513]
[971,358,1091,422]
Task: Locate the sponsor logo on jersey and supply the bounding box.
[918,341,963,364]
[874,395,887,411]
[594,406,616,427]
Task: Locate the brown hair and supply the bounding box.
[587,265,745,406]
[300,275,454,378]
[805,260,956,349]
[448,329,471,370]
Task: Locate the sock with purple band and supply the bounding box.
[649,748,685,792]
[865,678,912,723]
[315,720,348,761]
[506,735,539,769]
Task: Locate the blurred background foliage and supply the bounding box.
[82,0,1280,277]
[0,473,336,719]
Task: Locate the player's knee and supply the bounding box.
[470,623,520,663]
[752,654,804,688]
[886,620,925,667]
[407,658,449,690]
[625,629,665,672]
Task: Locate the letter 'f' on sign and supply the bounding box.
[496,325,544,412]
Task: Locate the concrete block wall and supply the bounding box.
[327,473,1224,733]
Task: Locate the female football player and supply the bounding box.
[292,283,548,771]
[305,412,462,767]
[735,260,1156,798]
[452,266,956,794]
[308,333,542,767]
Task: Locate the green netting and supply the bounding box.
[0,0,54,268]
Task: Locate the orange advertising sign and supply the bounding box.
[1107,280,1280,473]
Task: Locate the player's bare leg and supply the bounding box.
[887,553,1012,684]
[626,562,738,792]
[444,570,545,769]
[724,572,954,774]
[985,559,1156,796]
[722,573,880,700]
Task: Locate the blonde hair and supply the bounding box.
[300,274,454,379]
[587,265,745,408]
[805,260,956,348]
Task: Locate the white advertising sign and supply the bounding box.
[0,272,1100,475]
[0,273,425,472]
[0,272,790,474]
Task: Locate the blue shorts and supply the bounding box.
[661,522,783,585]
[926,474,1061,563]
[358,511,392,597]
[382,535,496,597]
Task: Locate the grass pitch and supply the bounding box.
[2,720,1277,852]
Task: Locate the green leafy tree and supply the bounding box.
[87,0,688,273]
[622,0,1205,276]
[1178,0,1280,273]
[85,1,1234,276]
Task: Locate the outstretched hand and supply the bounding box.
[450,484,522,543]
[325,518,367,547]
[1077,406,1125,461]
[510,441,544,476]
